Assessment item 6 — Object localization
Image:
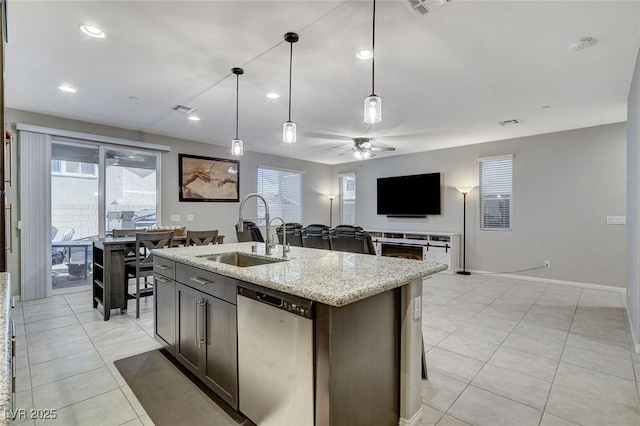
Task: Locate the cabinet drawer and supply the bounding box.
[176,263,236,305]
[154,257,176,279]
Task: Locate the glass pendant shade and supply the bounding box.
[353,150,363,160]
[364,95,382,123]
[231,138,243,156]
[283,121,297,143]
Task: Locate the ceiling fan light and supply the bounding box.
[354,150,363,160]
[364,95,382,123]
[283,121,297,143]
[231,139,243,156]
[363,151,371,159]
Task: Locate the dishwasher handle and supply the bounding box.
[256,292,283,307]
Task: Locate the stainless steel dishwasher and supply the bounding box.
[237,283,314,426]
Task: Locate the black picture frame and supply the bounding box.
[178,154,240,202]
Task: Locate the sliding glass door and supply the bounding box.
[50,141,160,290]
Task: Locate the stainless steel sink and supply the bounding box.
[198,252,287,267]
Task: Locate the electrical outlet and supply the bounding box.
[187,214,194,221]
[413,296,422,320]
[170,215,180,222]
[544,260,551,268]
[606,216,626,225]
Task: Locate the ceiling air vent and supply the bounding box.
[499,119,520,126]
[172,104,197,114]
[406,0,451,16]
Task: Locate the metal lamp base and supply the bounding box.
[457,271,471,276]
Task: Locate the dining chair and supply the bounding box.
[124,231,173,318]
[301,224,331,250]
[235,221,264,243]
[276,223,303,247]
[186,229,219,246]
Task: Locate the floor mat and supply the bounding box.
[114,349,251,426]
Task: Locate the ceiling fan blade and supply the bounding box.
[303,132,352,141]
[371,146,396,152]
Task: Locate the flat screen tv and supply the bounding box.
[377,173,441,216]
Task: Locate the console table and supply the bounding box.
[367,230,460,274]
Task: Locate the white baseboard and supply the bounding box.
[398,409,423,426]
[625,300,640,354]
[467,269,626,294]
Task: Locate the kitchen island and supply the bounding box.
[152,242,446,426]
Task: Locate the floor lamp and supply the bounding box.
[456,187,474,275]
[327,195,336,228]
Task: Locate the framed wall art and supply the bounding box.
[178,154,239,202]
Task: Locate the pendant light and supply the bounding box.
[231,67,244,156]
[364,0,381,124]
[283,32,299,143]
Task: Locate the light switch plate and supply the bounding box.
[606,216,626,225]
[414,296,422,320]
[170,215,180,222]
[187,214,194,221]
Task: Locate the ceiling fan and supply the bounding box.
[350,137,395,160]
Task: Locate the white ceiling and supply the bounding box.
[6,1,640,165]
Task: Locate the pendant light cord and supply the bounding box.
[288,41,293,121]
[371,0,376,95]
[235,73,239,139]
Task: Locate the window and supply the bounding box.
[479,155,513,230]
[339,173,356,225]
[257,166,304,224]
[51,159,97,177]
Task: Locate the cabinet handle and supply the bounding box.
[154,276,169,284]
[5,135,12,187]
[11,319,15,339]
[194,298,199,349]
[156,265,172,271]
[198,299,206,346]
[190,276,213,286]
[6,203,12,253]
[11,296,15,309]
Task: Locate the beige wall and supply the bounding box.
[6,108,334,296]
[626,49,640,350]
[334,123,627,288]
[6,108,629,295]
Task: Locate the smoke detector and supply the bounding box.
[569,37,595,51]
[406,0,452,16]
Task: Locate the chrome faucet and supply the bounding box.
[238,193,272,255]
[268,217,290,259]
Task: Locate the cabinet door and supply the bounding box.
[175,283,202,376]
[201,295,238,409]
[154,274,176,352]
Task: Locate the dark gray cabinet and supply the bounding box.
[158,260,238,410]
[154,257,176,353]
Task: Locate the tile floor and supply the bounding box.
[9,274,640,425]
[420,273,640,426]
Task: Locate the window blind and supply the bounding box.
[339,173,356,225]
[479,155,513,230]
[257,166,304,224]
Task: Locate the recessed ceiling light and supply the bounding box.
[266,92,280,99]
[79,24,105,39]
[188,116,200,121]
[357,49,373,60]
[129,96,138,101]
[542,105,551,109]
[58,85,77,93]
[569,37,594,51]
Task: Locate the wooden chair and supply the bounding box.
[124,231,173,318]
[186,230,219,246]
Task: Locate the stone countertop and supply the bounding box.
[153,242,447,307]
[0,273,11,425]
